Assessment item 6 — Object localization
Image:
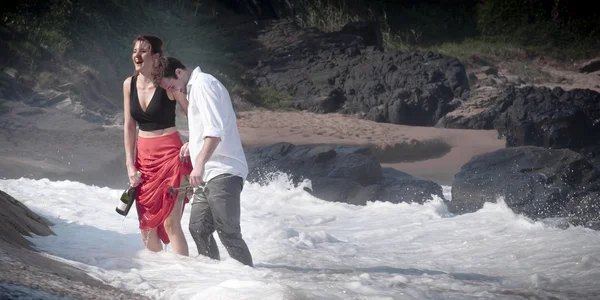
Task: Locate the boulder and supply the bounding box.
[449,146,600,229]
[0,190,151,299]
[579,57,600,73]
[340,21,384,51]
[0,190,55,250]
[250,21,469,126]
[494,86,600,151]
[244,142,444,205]
[440,86,600,156]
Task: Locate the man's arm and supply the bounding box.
[172,90,189,117]
[195,136,220,167]
[188,78,228,186]
[189,136,222,187]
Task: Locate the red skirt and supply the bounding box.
[135,132,192,244]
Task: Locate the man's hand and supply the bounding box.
[190,137,221,187]
[180,142,190,162]
[189,165,205,187]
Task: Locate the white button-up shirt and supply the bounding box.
[186,67,248,183]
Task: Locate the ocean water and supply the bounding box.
[1,175,600,300]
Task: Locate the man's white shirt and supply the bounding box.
[186,66,248,183]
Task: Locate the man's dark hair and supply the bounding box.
[153,56,186,86]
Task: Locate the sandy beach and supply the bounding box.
[0,106,504,187]
[236,111,505,185]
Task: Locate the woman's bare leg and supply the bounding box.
[141,228,162,252]
[163,198,189,256]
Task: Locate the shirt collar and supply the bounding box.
[186,66,202,91]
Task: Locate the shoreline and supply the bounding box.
[0,110,505,188]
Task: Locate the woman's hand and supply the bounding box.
[128,168,143,187]
[180,142,190,162]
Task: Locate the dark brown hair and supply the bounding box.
[132,35,164,77]
[153,56,187,86]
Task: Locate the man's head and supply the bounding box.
[154,56,189,94]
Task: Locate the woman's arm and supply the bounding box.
[123,77,140,186]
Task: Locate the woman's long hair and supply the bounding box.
[132,35,164,81]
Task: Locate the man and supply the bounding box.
[156,56,253,267]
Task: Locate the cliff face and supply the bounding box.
[0,190,55,250]
[0,0,259,124]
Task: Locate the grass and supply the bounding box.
[37,72,59,89]
[289,0,599,69]
[248,87,295,111]
[2,0,597,118]
[1,0,260,114]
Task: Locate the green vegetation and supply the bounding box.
[1,0,597,115]
[248,87,295,111]
[289,0,599,62]
[1,0,255,112]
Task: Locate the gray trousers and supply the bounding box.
[189,174,253,267]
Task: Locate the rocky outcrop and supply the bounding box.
[494,86,600,150]
[438,86,600,154]
[244,142,444,205]
[0,70,119,125]
[250,21,469,126]
[579,57,600,73]
[449,146,600,229]
[340,21,384,51]
[435,86,506,129]
[0,189,149,299]
[0,190,55,250]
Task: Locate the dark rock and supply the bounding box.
[250,21,469,126]
[244,142,444,205]
[494,86,600,151]
[340,21,384,51]
[440,86,600,155]
[435,86,505,129]
[474,73,488,81]
[579,57,600,73]
[350,168,444,205]
[0,190,55,250]
[480,66,498,76]
[450,146,600,229]
[0,190,150,299]
[467,72,477,83]
[3,69,118,125]
[581,141,600,166]
[466,55,494,68]
[437,110,497,130]
[295,88,346,113]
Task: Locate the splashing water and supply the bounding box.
[1,174,600,300]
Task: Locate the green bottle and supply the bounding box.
[116,186,137,216]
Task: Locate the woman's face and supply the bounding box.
[132,40,155,73]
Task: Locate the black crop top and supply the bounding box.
[129,76,176,131]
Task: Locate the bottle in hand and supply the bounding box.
[116,185,137,216]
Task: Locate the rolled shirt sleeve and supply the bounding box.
[192,79,227,140]
[185,67,248,182]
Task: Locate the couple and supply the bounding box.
[123,35,253,267]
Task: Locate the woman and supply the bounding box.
[123,35,192,256]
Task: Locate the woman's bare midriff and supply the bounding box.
[138,126,178,138]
